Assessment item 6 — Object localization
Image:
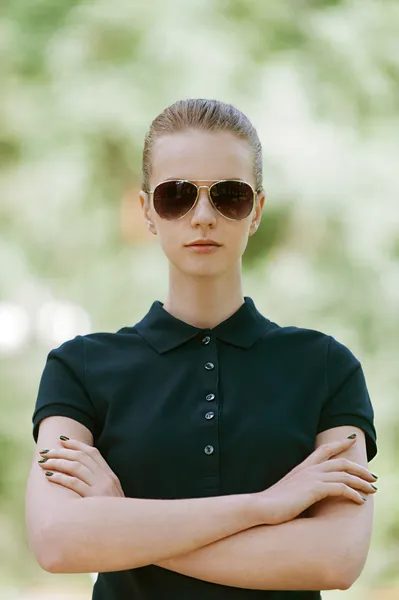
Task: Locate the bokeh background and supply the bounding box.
[1,0,398,598]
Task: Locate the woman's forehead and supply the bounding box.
[162,177,247,183]
[151,133,253,185]
[152,130,251,157]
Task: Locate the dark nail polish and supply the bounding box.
[59,435,69,441]
[39,449,49,454]
[38,458,48,463]
[371,484,378,490]
[347,433,357,439]
[371,473,378,479]
[362,496,367,501]
[45,471,54,476]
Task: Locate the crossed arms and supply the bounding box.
[28,424,374,591]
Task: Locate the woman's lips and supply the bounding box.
[186,244,221,253]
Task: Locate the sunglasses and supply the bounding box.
[147,179,259,221]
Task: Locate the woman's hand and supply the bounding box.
[37,437,125,498]
[255,435,378,526]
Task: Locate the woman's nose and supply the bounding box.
[190,188,217,224]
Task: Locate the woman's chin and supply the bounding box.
[175,261,228,279]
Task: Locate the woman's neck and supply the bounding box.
[163,265,245,329]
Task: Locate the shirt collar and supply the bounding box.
[135,296,271,354]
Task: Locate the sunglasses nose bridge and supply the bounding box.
[195,185,214,208]
[188,184,217,222]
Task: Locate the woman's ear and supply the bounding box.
[139,191,157,235]
[249,191,265,235]
[146,220,157,234]
[249,221,259,236]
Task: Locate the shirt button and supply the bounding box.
[202,335,211,345]
[204,362,214,370]
[205,411,215,420]
[206,393,215,401]
[204,445,214,455]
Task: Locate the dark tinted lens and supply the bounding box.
[153,181,197,220]
[210,181,254,220]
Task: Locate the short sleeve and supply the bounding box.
[32,335,97,443]
[318,335,377,462]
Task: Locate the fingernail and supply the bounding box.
[38,458,48,463]
[362,496,367,501]
[59,435,69,441]
[371,473,378,479]
[39,449,49,454]
[45,471,54,476]
[371,484,378,490]
[347,433,357,439]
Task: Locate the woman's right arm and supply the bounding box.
[26,416,261,574]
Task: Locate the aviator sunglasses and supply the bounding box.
[147,179,260,221]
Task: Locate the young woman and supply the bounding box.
[26,99,378,599]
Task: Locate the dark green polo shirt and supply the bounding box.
[32,296,377,599]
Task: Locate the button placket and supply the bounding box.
[201,334,217,463]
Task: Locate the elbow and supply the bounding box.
[30,520,66,574]
[334,573,359,591]
[322,530,370,590]
[325,558,365,591]
[337,566,364,591]
[324,568,354,591]
[39,554,61,574]
[35,501,94,574]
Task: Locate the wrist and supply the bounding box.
[249,492,277,526]
[242,493,267,528]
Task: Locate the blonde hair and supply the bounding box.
[141,98,263,197]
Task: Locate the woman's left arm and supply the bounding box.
[156,426,375,591]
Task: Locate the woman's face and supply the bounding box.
[140,128,265,278]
